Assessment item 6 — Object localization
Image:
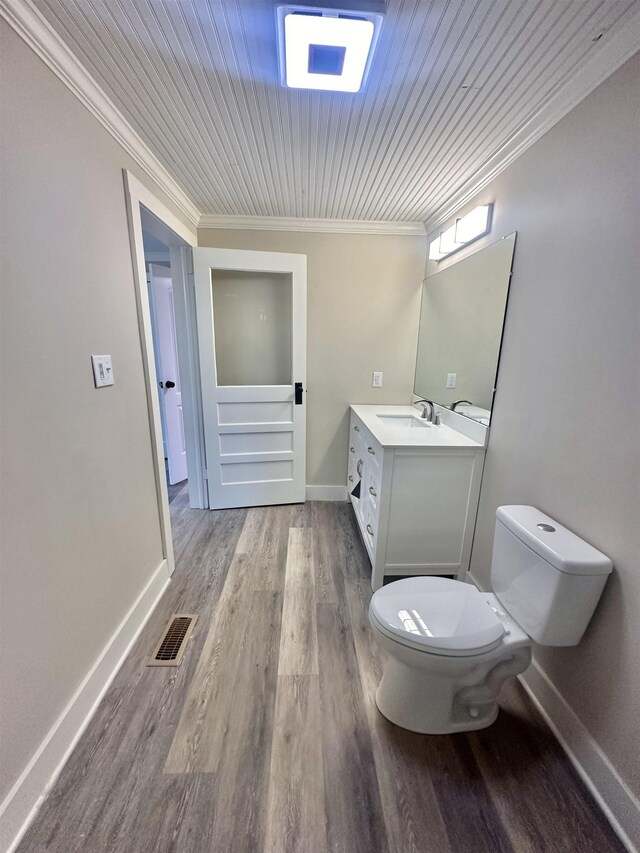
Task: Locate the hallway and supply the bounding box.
[18,491,623,853]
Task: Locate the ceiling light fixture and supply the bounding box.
[276,3,384,93]
[429,204,493,261]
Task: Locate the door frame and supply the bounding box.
[123,170,203,575]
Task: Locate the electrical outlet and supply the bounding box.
[446,372,457,389]
[372,371,383,388]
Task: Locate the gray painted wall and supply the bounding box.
[431,53,640,801]
[197,228,428,487]
[0,21,190,808]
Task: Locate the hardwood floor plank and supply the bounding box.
[309,502,341,605]
[118,773,199,853]
[163,553,251,773]
[236,505,291,591]
[316,601,390,853]
[469,697,626,852]
[343,559,453,853]
[278,527,318,676]
[265,675,326,853]
[167,479,187,504]
[427,734,515,853]
[201,589,283,851]
[165,506,287,774]
[170,772,219,853]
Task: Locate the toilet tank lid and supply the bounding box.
[496,506,613,576]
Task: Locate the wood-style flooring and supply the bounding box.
[167,477,187,504]
[18,489,624,853]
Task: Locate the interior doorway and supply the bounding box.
[124,171,206,575]
[145,247,188,492]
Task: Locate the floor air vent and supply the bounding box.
[147,614,197,667]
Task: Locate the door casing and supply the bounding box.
[123,170,201,574]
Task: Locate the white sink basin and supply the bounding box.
[376,415,430,429]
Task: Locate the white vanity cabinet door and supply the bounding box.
[383,448,479,570]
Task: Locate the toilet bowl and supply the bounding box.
[369,505,612,734]
[369,578,531,733]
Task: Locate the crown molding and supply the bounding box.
[0,0,201,229]
[198,214,426,236]
[424,10,640,234]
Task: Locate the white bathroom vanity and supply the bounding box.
[347,404,487,590]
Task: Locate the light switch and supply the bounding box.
[91,355,114,388]
[372,371,383,388]
[446,372,457,389]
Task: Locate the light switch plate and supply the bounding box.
[446,372,457,389]
[91,355,114,388]
[372,371,383,388]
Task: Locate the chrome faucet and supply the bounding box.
[414,398,436,422]
[451,400,473,412]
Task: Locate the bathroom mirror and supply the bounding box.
[413,233,516,424]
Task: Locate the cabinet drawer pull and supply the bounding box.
[367,446,375,455]
[353,425,360,432]
[369,486,377,497]
[366,523,374,536]
[356,460,363,476]
[348,475,354,482]
[350,446,355,453]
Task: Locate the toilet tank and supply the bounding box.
[490,506,613,646]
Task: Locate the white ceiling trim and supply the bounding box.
[0,0,201,229]
[198,214,426,236]
[424,7,640,234]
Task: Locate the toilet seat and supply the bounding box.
[370,577,505,657]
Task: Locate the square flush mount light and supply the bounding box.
[276,4,384,93]
[429,204,493,261]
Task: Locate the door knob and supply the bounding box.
[164,380,176,389]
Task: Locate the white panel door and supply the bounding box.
[193,248,306,509]
[149,265,188,485]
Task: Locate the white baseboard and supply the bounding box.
[305,485,348,501]
[519,660,640,853]
[0,559,171,853]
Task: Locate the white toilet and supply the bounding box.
[368,505,612,734]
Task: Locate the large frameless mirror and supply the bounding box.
[414,233,516,424]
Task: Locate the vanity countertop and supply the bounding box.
[350,405,484,449]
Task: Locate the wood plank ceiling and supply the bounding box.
[33,0,638,222]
